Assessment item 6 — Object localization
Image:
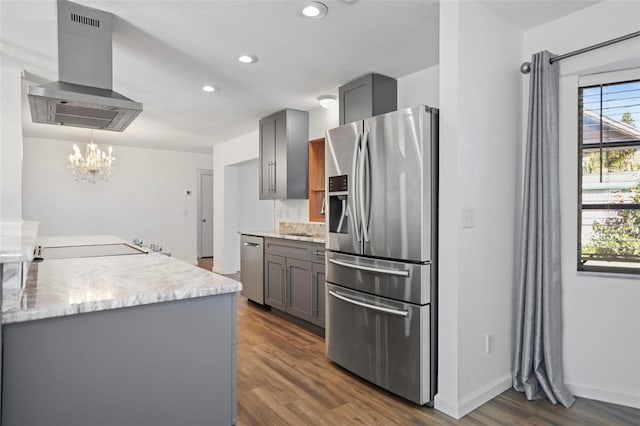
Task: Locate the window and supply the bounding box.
[579,79,640,274]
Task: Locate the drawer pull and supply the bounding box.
[329,259,409,277]
[329,291,408,317]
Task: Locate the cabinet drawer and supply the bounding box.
[311,243,326,264]
[264,238,311,261]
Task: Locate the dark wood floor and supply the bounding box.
[198,259,640,425]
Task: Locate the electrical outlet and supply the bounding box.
[461,208,475,228]
[485,333,495,354]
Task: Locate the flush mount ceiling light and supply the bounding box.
[237,54,259,64]
[317,95,337,109]
[299,1,328,19]
[202,85,218,93]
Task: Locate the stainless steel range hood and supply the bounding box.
[28,0,142,132]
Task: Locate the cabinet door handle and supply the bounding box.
[311,273,317,316]
[285,268,290,305]
[281,266,286,305]
[272,161,277,194]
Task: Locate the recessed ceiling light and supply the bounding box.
[202,85,218,93]
[317,95,337,109]
[299,1,328,19]
[237,54,259,64]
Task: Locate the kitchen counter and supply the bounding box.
[0,221,38,263]
[2,234,240,425]
[36,234,135,248]
[240,229,326,244]
[2,252,241,324]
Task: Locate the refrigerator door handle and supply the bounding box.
[329,290,409,317]
[329,258,410,277]
[359,129,370,242]
[351,132,362,242]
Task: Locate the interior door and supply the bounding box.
[325,120,364,256]
[363,106,433,263]
[200,171,214,258]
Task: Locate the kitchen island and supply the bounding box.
[0,232,241,426]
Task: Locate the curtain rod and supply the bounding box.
[520,30,640,74]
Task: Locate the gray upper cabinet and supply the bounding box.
[259,109,309,200]
[339,73,397,125]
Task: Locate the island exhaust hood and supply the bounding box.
[28,0,142,132]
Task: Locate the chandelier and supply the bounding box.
[68,138,116,183]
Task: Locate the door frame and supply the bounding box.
[197,169,214,259]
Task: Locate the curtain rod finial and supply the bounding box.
[520,62,532,74]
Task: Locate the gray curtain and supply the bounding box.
[513,51,575,408]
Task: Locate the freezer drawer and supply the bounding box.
[240,235,264,304]
[326,251,431,305]
[326,283,432,405]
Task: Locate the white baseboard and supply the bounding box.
[458,373,512,418]
[434,374,512,420]
[434,394,460,419]
[567,381,640,409]
[212,266,224,274]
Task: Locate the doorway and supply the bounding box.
[197,169,213,259]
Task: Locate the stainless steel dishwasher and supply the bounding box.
[240,235,264,304]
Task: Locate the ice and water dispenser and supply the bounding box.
[328,175,349,234]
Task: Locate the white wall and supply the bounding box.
[0,66,23,220]
[22,138,212,263]
[309,105,339,140]
[436,0,522,418]
[0,0,57,221]
[522,1,640,409]
[213,131,274,274]
[398,65,440,109]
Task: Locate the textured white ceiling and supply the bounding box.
[8,0,602,153]
[15,0,440,153]
[479,0,602,30]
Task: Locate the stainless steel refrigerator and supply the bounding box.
[325,105,438,406]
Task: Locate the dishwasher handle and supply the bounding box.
[243,242,260,247]
[329,290,409,317]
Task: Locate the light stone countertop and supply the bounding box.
[2,252,241,324]
[36,234,136,248]
[0,221,39,263]
[240,230,326,244]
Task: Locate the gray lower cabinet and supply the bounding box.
[2,295,237,426]
[311,262,325,327]
[265,254,286,311]
[264,238,325,328]
[285,258,313,322]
